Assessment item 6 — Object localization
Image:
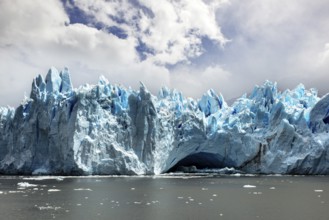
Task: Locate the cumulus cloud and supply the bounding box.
[67,0,228,65]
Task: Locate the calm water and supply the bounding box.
[0,175,328,220]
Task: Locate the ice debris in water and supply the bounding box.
[23,176,64,181]
[243,185,257,188]
[17,182,38,188]
[0,68,328,175]
[74,188,92,191]
[38,206,61,211]
[48,189,61,192]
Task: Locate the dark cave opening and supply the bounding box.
[167,152,225,173]
[323,115,329,124]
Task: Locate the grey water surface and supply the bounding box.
[0,175,328,220]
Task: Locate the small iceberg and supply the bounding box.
[243,185,256,188]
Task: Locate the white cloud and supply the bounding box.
[0,0,68,44]
[214,0,329,96]
[70,0,228,65]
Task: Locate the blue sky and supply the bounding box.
[0,0,328,106]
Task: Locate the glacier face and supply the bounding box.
[0,67,329,175]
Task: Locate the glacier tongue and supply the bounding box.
[0,67,329,175]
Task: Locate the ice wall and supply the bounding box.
[0,68,328,175]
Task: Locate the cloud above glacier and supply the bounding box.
[66,0,227,65]
[0,0,328,106]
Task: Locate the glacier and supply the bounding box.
[0,67,329,175]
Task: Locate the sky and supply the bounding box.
[0,0,329,107]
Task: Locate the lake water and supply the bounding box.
[0,175,328,220]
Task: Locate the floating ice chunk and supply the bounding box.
[9,191,25,193]
[38,206,61,211]
[243,185,256,188]
[17,182,37,188]
[74,188,93,191]
[23,176,64,181]
[48,189,61,192]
